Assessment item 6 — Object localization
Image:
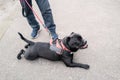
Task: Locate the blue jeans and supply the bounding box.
[25,0,58,40]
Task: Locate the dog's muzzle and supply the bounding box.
[80,40,88,49]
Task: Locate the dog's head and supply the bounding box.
[62,32,88,52]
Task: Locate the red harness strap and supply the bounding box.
[50,39,71,52]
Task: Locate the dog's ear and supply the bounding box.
[71,32,75,35]
[70,32,75,37]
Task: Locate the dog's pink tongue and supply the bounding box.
[81,44,88,49]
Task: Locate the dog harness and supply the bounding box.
[49,39,71,55]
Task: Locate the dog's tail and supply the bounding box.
[18,32,34,45]
[17,49,24,60]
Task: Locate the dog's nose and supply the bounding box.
[82,39,87,44]
[84,40,87,45]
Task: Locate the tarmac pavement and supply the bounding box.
[0,0,120,80]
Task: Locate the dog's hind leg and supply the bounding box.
[24,52,39,60]
[17,49,25,60]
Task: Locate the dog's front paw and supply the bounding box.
[83,64,90,70]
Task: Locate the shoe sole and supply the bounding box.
[31,29,42,39]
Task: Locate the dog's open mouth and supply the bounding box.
[80,41,88,49]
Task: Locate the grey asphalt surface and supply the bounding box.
[0,0,120,80]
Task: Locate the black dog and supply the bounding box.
[17,32,90,69]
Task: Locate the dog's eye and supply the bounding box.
[77,37,82,40]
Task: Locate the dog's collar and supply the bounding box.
[50,39,71,53]
[59,40,71,52]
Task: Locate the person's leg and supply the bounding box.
[25,0,40,38]
[35,0,58,40]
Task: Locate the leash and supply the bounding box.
[57,39,64,54]
[21,0,50,34]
